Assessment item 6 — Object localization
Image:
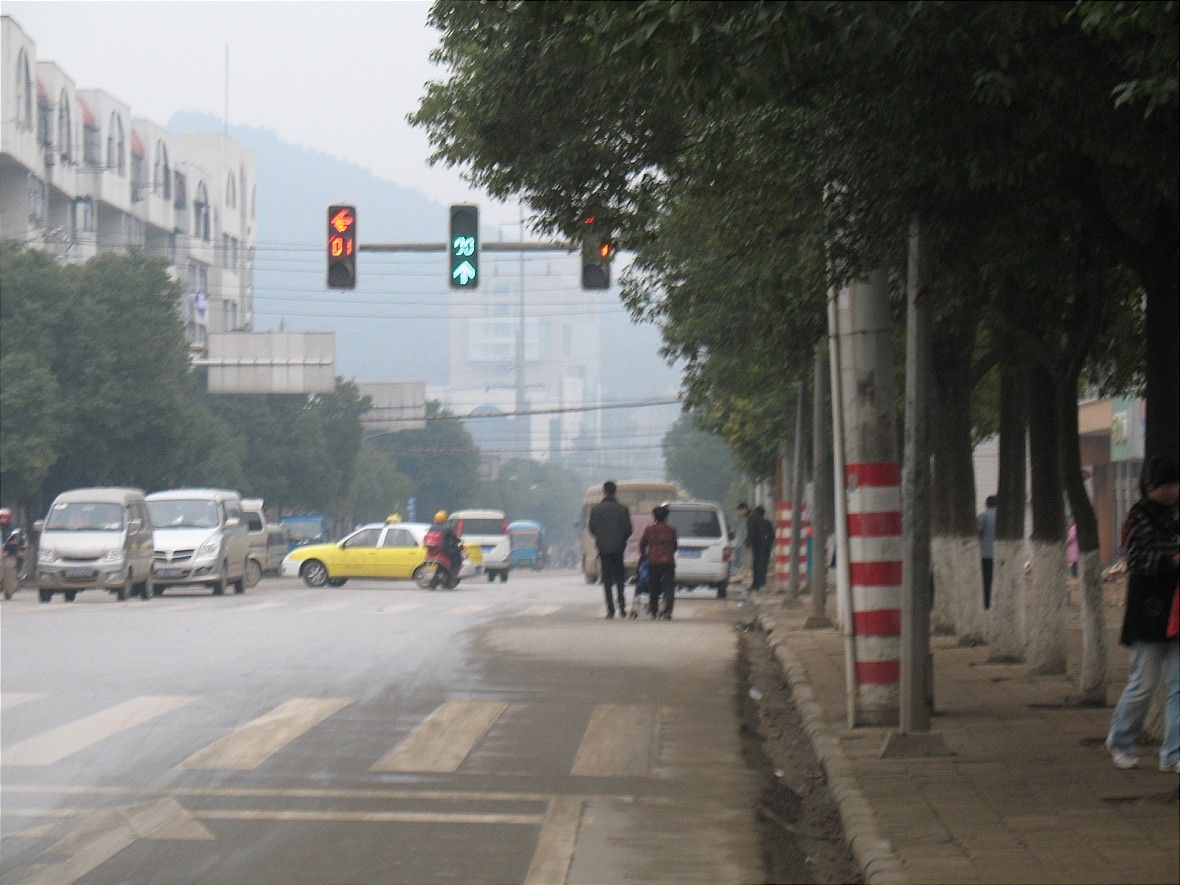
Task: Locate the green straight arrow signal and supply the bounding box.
[452,260,477,286]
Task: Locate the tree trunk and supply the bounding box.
[1056,373,1106,705]
[1143,272,1179,461]
[807,342,832,628]
[930,337,984,644]
[989,363,1027,662]
[1026,364,1068,676]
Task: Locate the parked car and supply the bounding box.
[241,499,288,587]
[662,499,733,598]
[147,489,250,596]
[281,520,483,587]
[35,488,155,603]
[449,509,511,582]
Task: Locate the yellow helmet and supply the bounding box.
[434,510,448,523]
[385,513,402,523]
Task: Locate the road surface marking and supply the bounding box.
[2,696,195,766]
[232,601,283,612]
[0,692,41,711]
[154,602,210,612]
[520,605,561,617]
[3,806,542,827]
[447,603,492,616]
[571,704,656,777]
[524,797,583,885]
[180,697,353,770]
[8,799,212,885]
[381,602,424,614]
[371,701,508,772]
[305,601,351,612]
[7,822,58,838]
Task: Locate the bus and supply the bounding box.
[579,481,684,584]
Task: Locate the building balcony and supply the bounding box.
[76,165,132,214]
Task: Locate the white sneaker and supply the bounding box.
[1110,749,1139,769]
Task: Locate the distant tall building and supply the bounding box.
[1,15,256,350]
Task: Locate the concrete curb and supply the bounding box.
[757,607,908,885]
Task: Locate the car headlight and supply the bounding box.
[102,548,124,564]
[38,548,56,563]
[197,536,222,558]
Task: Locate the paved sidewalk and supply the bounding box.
[756,597,1179,885]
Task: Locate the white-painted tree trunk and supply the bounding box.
[930,540,958,635]
[988,539,1026,662]
[1075,549,1107,705]
[933,534,986,646]
[1026,540,1069,675]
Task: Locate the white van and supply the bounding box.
[147,489,250,596]
[35,487,155,603]
[663,500,732,598]
[449,509,511,582]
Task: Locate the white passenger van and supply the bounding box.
[663,499,732,598]
[448,509,511,582]
[147,489,250,596]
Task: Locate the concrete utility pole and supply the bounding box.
[807,341,833,629]
[786,389,806,605]
[836,269,902,727]
[882,216,949,756]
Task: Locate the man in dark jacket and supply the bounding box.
[747,504,775,592]
[588,480,633,618]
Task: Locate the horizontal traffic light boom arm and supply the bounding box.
[359,241,573,253]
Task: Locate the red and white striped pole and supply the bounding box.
[775,502,811,589]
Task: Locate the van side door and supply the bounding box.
[224,501,248,578]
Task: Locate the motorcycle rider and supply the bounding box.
[1,508,22,600]
[424,510,464,587]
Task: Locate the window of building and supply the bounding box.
[106,112,125,174]
[27,174,47,224]
[37,97,52,148]
[194,181,210,241]
[173,170,187,209]
[225,172,236,208]
[131,153,145,201]
[57,92,72,163]
[16,50,32,129]
[83,122,100,166]
[74,197,95,233]
[154,141,171,199]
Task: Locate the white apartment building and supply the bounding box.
[0,15,255,349]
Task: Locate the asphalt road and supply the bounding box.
[0,570,763,884]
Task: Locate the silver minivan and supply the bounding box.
[35,487,155,603]
[147,489,250,596]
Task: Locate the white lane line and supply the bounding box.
[2,807,544,827]
[447,603,492,616]
[381,602,424,615]
[570,704,657,777]
[0,692,42,711]
[371,701,508,773]
[180,697,353,770]
[231,601,284,612]
[156,602,212,612]
[524,797,583,885]
[520,605,561,617]
[304,602,351,613]
[2,696,196,766]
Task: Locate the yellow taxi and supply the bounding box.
[280,521,483,588]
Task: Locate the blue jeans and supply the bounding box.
[1107,640,1180,767]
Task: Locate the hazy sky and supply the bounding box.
[5,0,523,228]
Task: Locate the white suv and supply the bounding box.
[449,509,511,582]
[663,500,732,598]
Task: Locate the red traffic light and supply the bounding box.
[330,208,355,234]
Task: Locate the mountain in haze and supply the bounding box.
[168,112,680,400]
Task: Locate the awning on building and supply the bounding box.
[77,95,97,128]
[131,129,145,157]
[36,78,49,105]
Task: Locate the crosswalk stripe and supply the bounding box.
[0,693,42,711]
[571,704,656,777]
[155,602,209,612]
[1,807,544,826]
[180,698,353,770]
[305,602,351,613]
[232,601,283,612]
[381,602,423,614]
[447,603,491,616]
[520,605,561,617]
[2,696,196,766]
[371,701,508,773]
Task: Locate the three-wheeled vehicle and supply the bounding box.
[508,520,545,570]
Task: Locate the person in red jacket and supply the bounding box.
[640,505,679,620]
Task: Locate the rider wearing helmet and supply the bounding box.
[426,510,464,580]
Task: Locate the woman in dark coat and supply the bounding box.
[1105,457,1179,773]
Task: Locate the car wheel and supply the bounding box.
[499,571,509,583]
[245,559,262,589]
[716,582,728,599]
[64,590,77,602]
[38,588,52,603]
[301,560,329,588]
[327,578,348,587]
[487,572,496,583]
[152,584,164,597]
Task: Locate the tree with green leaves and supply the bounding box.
[661,413,742,505]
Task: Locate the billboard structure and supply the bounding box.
[358,381,427,434]
[203,332,336,395]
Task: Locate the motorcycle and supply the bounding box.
[414,528,461,590]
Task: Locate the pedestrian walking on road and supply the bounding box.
[748,505,774,593]
[1106,456,1179,773]
[588,480,632,619]
[978,495,997,609]
[640,505,678,619]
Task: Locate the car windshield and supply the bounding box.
[44,502,124,532]
[283,520,324,540]
[667,509,722,539]
[148,499,220,529]
[459,518,504,535]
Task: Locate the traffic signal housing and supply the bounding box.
[326,205,357,289]
[580,213,614,290]
[449,204,479,289]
